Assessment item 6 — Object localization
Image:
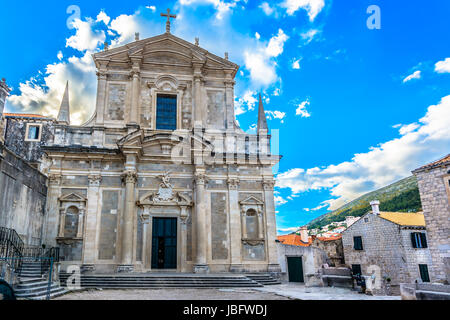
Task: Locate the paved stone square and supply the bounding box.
[55,284,401,300]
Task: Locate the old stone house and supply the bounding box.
[39,22,281,275]
[413,154,450,283]
[342,200,433,294]
[0,80,48,247]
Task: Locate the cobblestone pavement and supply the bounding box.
[254,283,402,300]
[55,284,401,300]
[55,288,291,300]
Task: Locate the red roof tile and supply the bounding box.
[277,234,312,247]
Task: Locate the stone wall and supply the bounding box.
[414,164,450,283]
[0,143,48,246]
[277,243,329,286]
[342,213,432,291]
[312,237,345,267]
[3,117,54,165]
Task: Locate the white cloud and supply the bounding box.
[255,32,260,40]
[435,57,450,74]
[278,227,299,233]
[235,90,258,116]
[109,14,141,47]
[281,0,325,21]
[66,18,106,52]
[260,2,275,16]
[292,58,301,69]
[96,10,111,25]
[7,51,97,125]
[403,70,421,83]
[265,29,289,57]
[300,28,320,44]
[275,196,288,206]
[146,5,157,12]
[295,100,311,117]
[57,51,63,61]
[276,95,450,210]
[265,110,286,123]
[398,123,419,135]
[244,29,289,87]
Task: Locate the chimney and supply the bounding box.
[370,200,380,215]
[300,226,309,243]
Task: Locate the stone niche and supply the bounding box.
[56,192,87,262]
[239,195,266,261]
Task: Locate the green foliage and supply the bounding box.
[308,176,422,230]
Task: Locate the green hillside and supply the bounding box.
[308,176,422,230]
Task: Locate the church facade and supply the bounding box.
[42,26,281,274]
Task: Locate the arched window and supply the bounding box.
[64,206,79,238]
[245,209,258,239]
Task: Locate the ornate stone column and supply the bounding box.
[193,63,204,127]
[257,208,264,239]
[76,207,85,239]
[228,178,243,272]
[95,62,108,125]
[224,71,235,130]
[58,208,66,238]
[262,180,281,273]
[240,209,248,239]
[118,170,137,273]
[129,58,142,125]
[81,174,101,273]
[194,170,209,273]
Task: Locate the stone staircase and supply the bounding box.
[245,274,281,285]
[14,261,67,300]
[59,273,265,289]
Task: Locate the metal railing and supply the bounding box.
[41,247,59,276]
[0,226,24,274]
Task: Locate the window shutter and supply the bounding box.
[421,233,428,248]
[411,233,417,248]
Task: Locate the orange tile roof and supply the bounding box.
[3,113,49,118]
[316,234,342,241]
[413,154,450,172]
[277,234,312,247]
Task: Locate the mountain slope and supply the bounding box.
[308,175,422,229]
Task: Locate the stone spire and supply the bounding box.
[257,93,268,134]
[57,81,71,125]
[0,78,11,117]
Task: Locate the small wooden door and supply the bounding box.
[287,257,304,282]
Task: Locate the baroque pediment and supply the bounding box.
[239,196,264,206]
[93,33,238,73]
[59,193,87,202]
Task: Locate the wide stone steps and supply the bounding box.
[245,274,281,285]
[14,278,68,300]
[59,273,264,289]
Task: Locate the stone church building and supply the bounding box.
[41,23,281,274]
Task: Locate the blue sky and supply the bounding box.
[1,0,450,234]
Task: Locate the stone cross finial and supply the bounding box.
[161,8,177,33]
[104,42,109,51]
[195,37,199,46]
[135,32,140,41]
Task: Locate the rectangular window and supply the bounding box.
[411,232,428,248]
[25,124,42,141]
[419,264,430,282]
[156,94,177,130]
[352,264,362,276]
[353,236,363,250]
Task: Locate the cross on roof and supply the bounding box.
[161,8,177,33]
